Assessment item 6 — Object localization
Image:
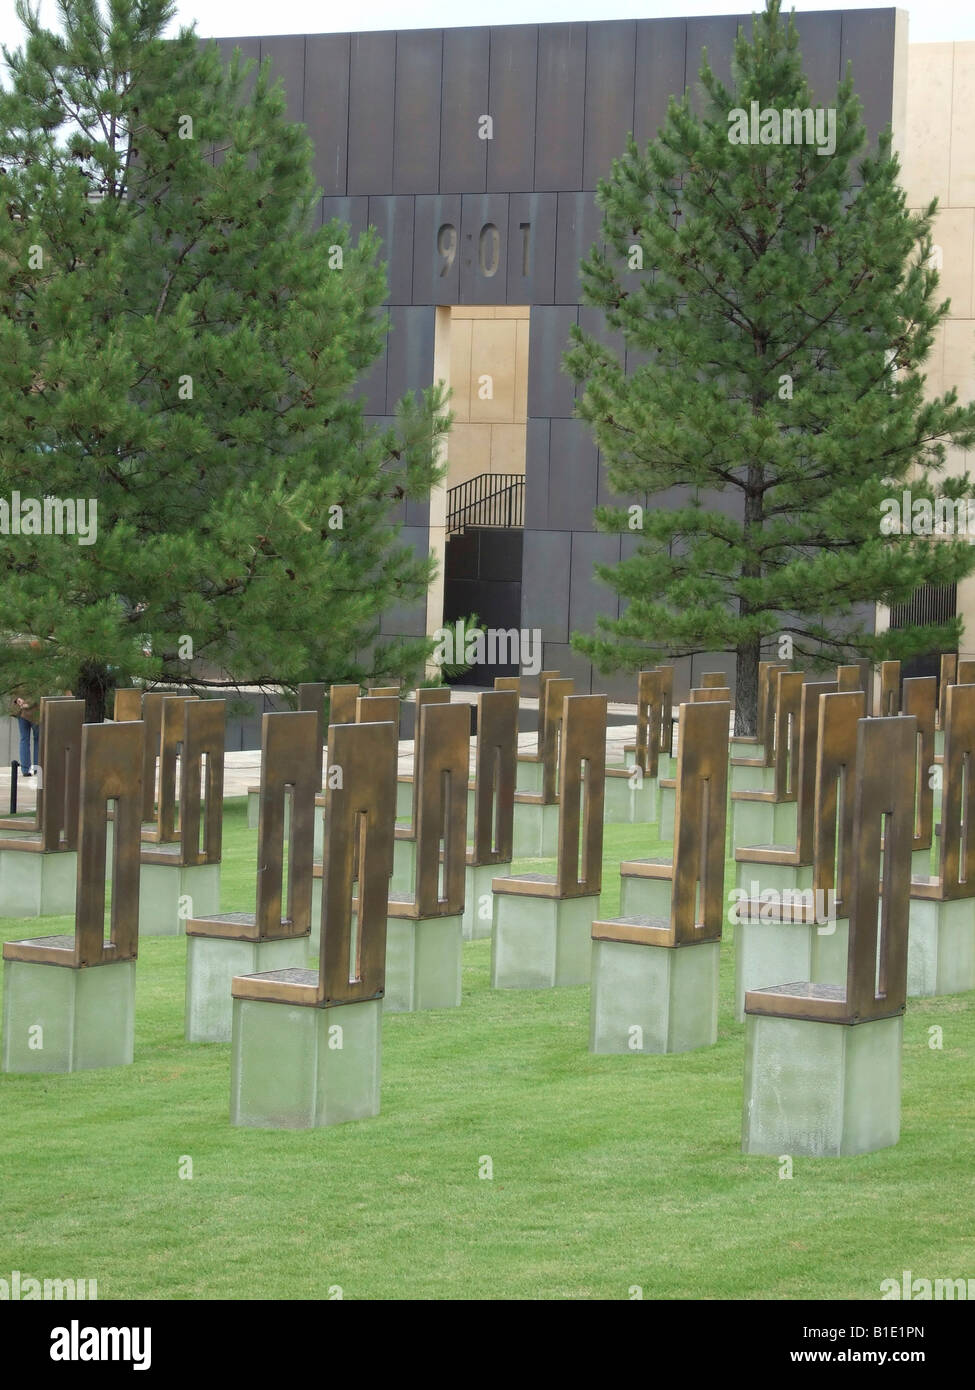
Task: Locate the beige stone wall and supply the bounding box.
[445,305,529,488]
[900,40,975,655]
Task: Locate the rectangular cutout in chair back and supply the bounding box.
[319,720,397,1006]
[77,720,144,967]
[846,716,915,1022]
[255,711,318,938]
[773,672,804,802]
[38,697,84,852]
[812,690,865,916]
[414,702,469,917]
[671,700,729,944]
[556,694,607,898]
[940,682,975,898]
[902,677,935,852]
[541,678,574,805]
[473,690,517,864]
[794,681,837,862]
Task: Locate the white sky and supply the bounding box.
[0,1,973,52]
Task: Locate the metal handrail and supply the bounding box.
[446,472,525,536]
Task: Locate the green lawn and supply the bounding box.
[0,798,972,1300]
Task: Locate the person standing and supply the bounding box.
[11,686,40,775]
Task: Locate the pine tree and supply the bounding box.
[565,0,975,733]
[0,0,449,721]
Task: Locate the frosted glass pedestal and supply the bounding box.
[512,800,559,859]
[230,993,381,1128]
[0,849,77,918]
[384,913,463,1013]
[731,798,798,851]
[491,891,595,990]
[590,938,719,1054]
[464,861,510,941]
[138,862,220,936]
[907,896,975,997]
[2,958,135,1073]
[185,931,310,1042]
[742,1012,902,1156]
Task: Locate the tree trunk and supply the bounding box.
[735,637,761,736]
[75,660,113,724]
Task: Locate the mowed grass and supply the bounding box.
[0,797,973,1301]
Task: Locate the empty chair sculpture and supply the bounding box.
[512,676,574,857]
[515,669,560,795]
[605,671,662,825]
[729,670,803,849]
[230,719,397,1128]
[624,666,675,781]
[185,711,319,1042]
[492,694,607,991]
[731,682,845,1020]
[742,713,916,1157]
[0,697,84,916]
[906,681,975,996]
[385,701,470,1012]
[590,698,729,1053]
[877,660,900,717]
[2,720,143,1073]
[657,684,731,837]
[138,699,225,934]
[394,685,451,822]
[246,680,336,829]
[463,689,518,941]
[730,661,787,789]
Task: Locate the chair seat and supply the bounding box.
[734,844,802,865]
[592,915,720,948]
[2,933,83,965]
[231,965,319,1006]
[0,835,43,853]
[492,872,559,898]
[618,857,673,879]
[186,911,306,942]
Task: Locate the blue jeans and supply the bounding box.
[17,717,38,772]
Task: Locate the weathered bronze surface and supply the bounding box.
[0,697,84,848]
[757,662,788,746]
[760,663,791,767]
[541,678,575,805]
[938,653,958,729]
[298,683,327,780]
[391,702,470,917]
[629,671,659,777]
[188,712,317,942]
[835,664,862,693]
[3,721,144,968]
[690,685,731,703]
[878,661,900,716]
[328,683,360,728]
[499,694,608,900]
[232,719,398,1007]
[811,690,866,916]
[356,694,400,730]
[735,681,836,865]
[746,714,915,1023]
[594,699,730,946]
[146,695,198,843]
[138,692,167,825]
[913,681,975,901]
[494,676,520,694]
[519,669,559,763]
[700,672,727,688]
[957,659,975,686]
[657,666,675,755]
[142,700,224,867]
[733,671,802,807]
[369,685,401,697]
[902,676,935,854]
[471,690,517,866]
[113,689,142,722]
